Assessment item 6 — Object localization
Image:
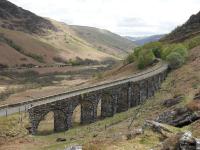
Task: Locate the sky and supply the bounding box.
[9,0,200,37]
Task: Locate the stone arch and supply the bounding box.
[61,97,81,129]
[29,108,52,135]
[80,92,101,124]
[37,111,54,135]
[28,99,81,135]
[29,106,70,135]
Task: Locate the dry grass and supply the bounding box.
[0,27,58,66]
[186,100,200,111]
[37,19,120,61]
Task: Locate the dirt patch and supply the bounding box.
[0,137,44,150]
[187,100,200,111]
[0,86,5,92]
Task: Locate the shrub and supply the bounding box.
[166,52,185,69]
[0,64,8,69]
[137,49,156,69]
[94,72,103,79]
[0,34,45,63]
[134,47,143,58]
[26,53,45,63]
[184,35,200,49]
[161,45,174,59]
[68,58,81,66]
[20,64,35,68]
[172,44,188,58]
[53,57,67,64]
[161,44,188,60]
[68,57,100,66]
[124,53,135,64]
[143,42,163,58]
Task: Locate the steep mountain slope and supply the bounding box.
[0,0,136,68]
[162,11,200,42]
[126,34,165,45]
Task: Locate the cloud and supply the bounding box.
[118,18,149,27]
[8,0,200,36]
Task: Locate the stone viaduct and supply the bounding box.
[28,64,168,135]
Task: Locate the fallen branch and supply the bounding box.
[145,120,174,138]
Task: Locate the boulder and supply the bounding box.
[64,145,82,150]
[126,128,144,140]
[153,132,200,150]
[179,131,196,150]
[196,139,200,150]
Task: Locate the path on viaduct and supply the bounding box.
[27,63,168,134]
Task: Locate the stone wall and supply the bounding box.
[28,69,168,135]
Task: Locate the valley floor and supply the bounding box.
[0,64,110,105]
[0,60,141,106]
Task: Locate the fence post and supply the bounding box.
[19,107,21,114]
[6,107,8,117]
[24,104,27,117]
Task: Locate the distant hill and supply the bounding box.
[0,0,136,67]
[162,11,200,42]
[125,34,165,45]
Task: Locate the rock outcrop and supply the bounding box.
[161,11,200,42]
[179,131,197,150]
[162,96,183,108]
[156,107,200,127]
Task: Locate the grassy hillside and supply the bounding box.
[0,27,60,67]
[70,25,136,57]
[36,20,120,62]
